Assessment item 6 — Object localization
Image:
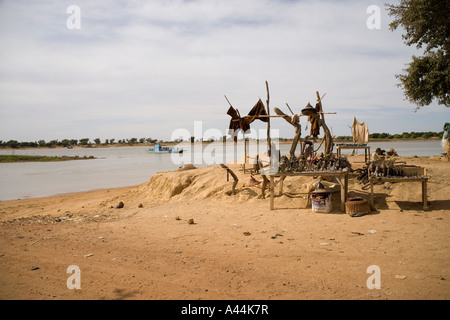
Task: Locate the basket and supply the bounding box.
[346,197,371,216]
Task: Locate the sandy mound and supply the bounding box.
[133,164,331,204]
[136,165,235,202]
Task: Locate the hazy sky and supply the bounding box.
[0,0,448,142]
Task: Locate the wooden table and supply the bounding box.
[336,145,371,162]
[269,171,349,212]
[369,176,429,210]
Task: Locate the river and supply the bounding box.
[0,140,444,201]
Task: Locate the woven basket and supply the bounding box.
[346,197,371,215]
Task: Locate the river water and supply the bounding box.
[0,140,444,201]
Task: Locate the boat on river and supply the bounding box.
[148,143,183,154]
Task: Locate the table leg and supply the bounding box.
[422,179,429,210]
[344,173,348,209]
[370,179,374,206]
[270,176,275,210]
[340,175,348,212]
[340,178,345,212]
[279,176,285,196]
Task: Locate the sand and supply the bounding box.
[0,154,449,300]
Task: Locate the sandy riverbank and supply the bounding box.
[0,154,449,300]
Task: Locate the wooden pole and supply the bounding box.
[315,91,333,156]
[266,81,271,156]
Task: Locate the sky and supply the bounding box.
[0,0,448,142]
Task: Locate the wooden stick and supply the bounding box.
[220,164,239,195]
[231,112,336,121]
[224,95,233,108]
[286,103,294,115]
[266,81,271,156]
[318,92,327,103]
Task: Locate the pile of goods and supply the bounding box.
[367,160,404,178]
[356,159,403,181]
[279,153,352,173]
[356,159,426,189]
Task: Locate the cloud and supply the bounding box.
[0,0,447,142]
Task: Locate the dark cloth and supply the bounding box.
[227,99,268,138]
[308,103,321,137]
[227,106,247,132]
[246,99,268,123]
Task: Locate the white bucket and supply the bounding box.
[311,192,332,213]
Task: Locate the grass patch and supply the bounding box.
[0,155,96,163]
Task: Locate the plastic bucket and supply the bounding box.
[311,192,332,213]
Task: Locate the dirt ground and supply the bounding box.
[0,155,449,300]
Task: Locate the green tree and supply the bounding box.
[60,139,71,147]
[386,0,450,107]
[47,140,58,147]
[6,140,19,148]
[79,138,90,146]
[94,138,101,145]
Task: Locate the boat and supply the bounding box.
[148,143,183,154]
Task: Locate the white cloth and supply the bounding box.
[352,117,369,144]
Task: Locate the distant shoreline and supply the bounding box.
[0,155,96,163]
[0,136,442,150]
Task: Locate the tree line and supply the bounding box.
[335,131,443,141]
[1,131,444,149]
[0,137,160,149]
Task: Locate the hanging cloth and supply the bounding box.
[227,99,268,140]
[308,103,321,138]
[441,122,450,155]
[352,117,369,144]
